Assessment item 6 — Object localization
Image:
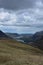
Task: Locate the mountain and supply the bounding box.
[6,33,33,43]
[6,33,19,38]
[32,31,43,50]
[20,31,43,50]
[0,30,12,39]
[6,31,43,50]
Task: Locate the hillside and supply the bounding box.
[32,31,43,50]
[0,30,12,39]
[0,39,43,65]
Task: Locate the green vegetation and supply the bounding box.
[0,39,43,65]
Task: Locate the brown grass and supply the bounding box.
[0,39,43,65]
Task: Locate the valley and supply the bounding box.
[0,30,43,65]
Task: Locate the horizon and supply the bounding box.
[1,29,43,34]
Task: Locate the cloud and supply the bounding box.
[35,0,43,8]
[0,7,43,33]
[0,0,43,33]
[0,8,41,26]
[0,0,36,10]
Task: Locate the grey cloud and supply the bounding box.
[0,0,43,33]
[0,0,36,10]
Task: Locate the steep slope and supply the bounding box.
[32,31,43,50]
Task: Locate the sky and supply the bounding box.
[0,0,43,34]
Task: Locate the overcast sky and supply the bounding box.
[0,0,43,34]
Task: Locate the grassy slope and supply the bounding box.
[0,39,43,65]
